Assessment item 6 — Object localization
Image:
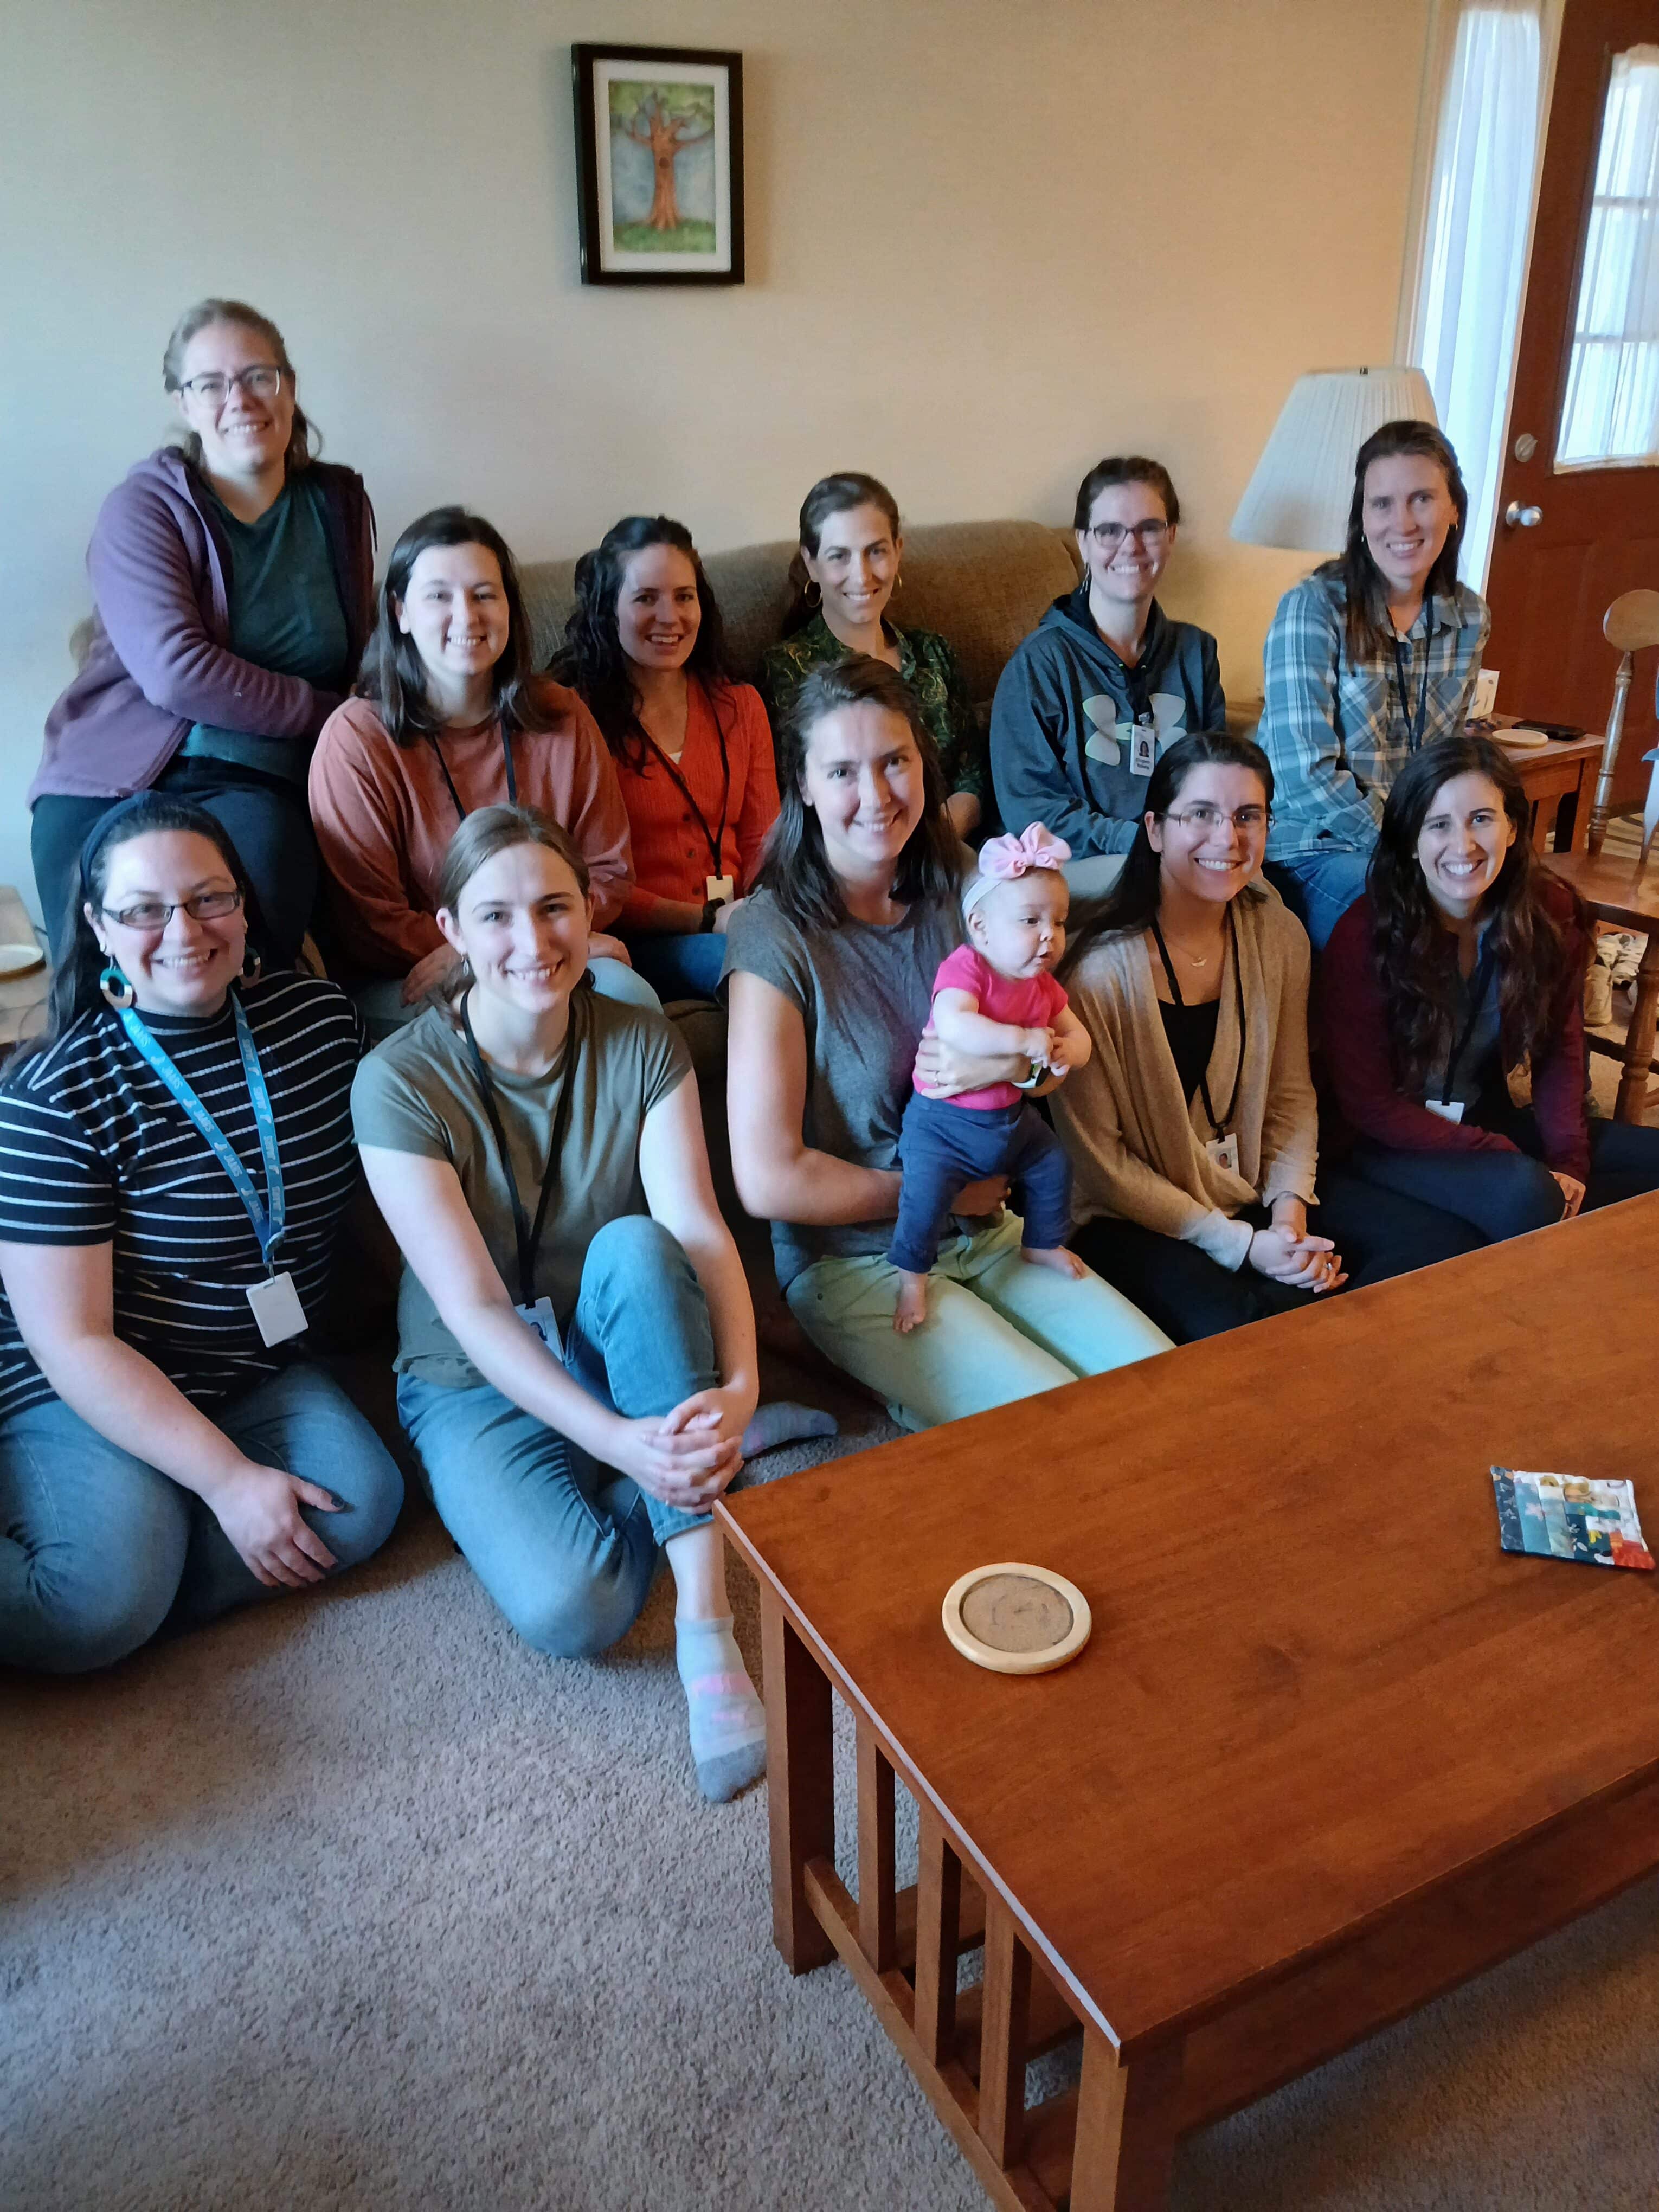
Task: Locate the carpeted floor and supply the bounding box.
[4,1336,1657,2212]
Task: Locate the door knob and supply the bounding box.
[1504,501,1543,528]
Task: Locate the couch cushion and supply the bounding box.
[518,518,1081,708]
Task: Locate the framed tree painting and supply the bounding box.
[573,44,744,286]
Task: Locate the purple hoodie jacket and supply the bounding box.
[30,447,375,803]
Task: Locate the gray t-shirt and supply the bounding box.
[722,887,962,1287]
[351,991,690,1387]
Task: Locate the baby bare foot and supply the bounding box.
[1021,1245,1086,1278]
[893,1272,929,1333]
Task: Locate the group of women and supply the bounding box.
[6,296,1658,1802]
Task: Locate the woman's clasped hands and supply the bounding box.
[1248,1198,1346,1295]
[601,1385,751,1511]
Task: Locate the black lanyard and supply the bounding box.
[1389,594,1433,756]
[1149,905,1245,1136]
[644,686,731,880]
[460,988,581,1307]
[1439,941,1495,1107]
[429,725,518,824]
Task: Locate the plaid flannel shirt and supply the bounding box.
[1261,569,1490,858]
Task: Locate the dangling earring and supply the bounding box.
[99,961,135,1011]
[804,580,822,608]
[240,947,263,984]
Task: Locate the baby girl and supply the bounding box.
[890,823,1092,1333]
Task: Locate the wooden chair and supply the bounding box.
[1548,589,1659,1122]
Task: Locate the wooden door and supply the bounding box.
[1485,0,1659,802]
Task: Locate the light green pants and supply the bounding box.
[785,1211,1173,1432]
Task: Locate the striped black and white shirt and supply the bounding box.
[0,973,365,1425]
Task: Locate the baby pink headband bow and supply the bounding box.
[962,823,1072,917]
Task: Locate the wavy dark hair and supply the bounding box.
[1368,733,1585,1094]
[1323,419,1468,664]
[756,656,961,931]
[9,794,264,1073]
[1059,730,1274,976]
[550,515,735,771]
[163,298,318,475]
[1072,454,1182,531]
[357,506,549,748]
[781,471,902,636]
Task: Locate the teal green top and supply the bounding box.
[184,475,349,783]
[758,610,987,803]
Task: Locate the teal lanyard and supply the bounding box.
[118,994,286,1274]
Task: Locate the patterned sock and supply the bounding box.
[741,1401,839,1458]
[675,1615,767,1803]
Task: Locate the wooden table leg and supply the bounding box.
[1616,931,1659,1123]
[912,1806,961,2068]
[854,1715,897,1972]
[1069,2027,1184,2212]
[976,1895,1032,2168]
[758,1585,835,1973]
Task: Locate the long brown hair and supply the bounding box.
[756,656,961,931]
[1368,734,1585,1092]
[162,298,317,475]
[1328,419,1468,662]
[781,472,902,636]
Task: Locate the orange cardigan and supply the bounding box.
[610,680,778,927]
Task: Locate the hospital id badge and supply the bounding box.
[247,1271,307,1347]
[1205,1131,1240,1175]
[1424,1098,1465,1124]
[1129,725,1157,778]
[705,874,736,908]
[516,1296,565,1360]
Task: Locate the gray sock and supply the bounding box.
[741,1401,838,1458]
[674,1615,767,1803]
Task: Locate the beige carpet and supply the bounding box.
[4,1345,1656,2212]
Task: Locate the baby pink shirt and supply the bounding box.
[919,944,1069,1110]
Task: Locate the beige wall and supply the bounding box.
[1,0,1429,922]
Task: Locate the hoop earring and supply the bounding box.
[804,580,822,607]
[99,961,136,1011]
[240,947,262,984]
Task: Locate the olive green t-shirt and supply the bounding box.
[350,991,691,1388]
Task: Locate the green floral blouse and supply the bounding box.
[757,611,988,802]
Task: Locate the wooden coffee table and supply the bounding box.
[719,1199,1659,2210]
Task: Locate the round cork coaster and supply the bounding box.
[941,1562,1091,1676]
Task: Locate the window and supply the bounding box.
[1558,44,1659,468]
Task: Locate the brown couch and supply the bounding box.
[518,518,1083,719]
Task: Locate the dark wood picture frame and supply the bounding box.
[572,43,745,287]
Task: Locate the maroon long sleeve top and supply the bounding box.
[1316,883,1591,1182]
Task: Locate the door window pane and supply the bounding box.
[1558,44,1659,467]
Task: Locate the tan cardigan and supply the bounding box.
[1052,885,1318,1269]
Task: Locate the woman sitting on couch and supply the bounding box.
[308,506,653,1036]
[552,515,779,1004]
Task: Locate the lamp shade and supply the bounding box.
[1230,367,1439,552]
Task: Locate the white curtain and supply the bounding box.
[1413,1,1542,587]
[1559,45,1659,466]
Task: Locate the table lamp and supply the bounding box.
[1230,366,1439,552]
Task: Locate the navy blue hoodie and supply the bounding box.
[990,586,1224,856]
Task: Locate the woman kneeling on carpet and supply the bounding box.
[352,804,768,1800]
[0,794,404,1674]
[1318,732,1659,1240]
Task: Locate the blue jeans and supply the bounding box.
[0,1362,405,1674]
[396,1216,723,1659]
[890,1092,1072,1272]
[1265,849,1372,949]
[626,931,728,1004]
[1349,1113,1659,1243]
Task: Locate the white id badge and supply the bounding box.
[1424,1098,1465,1124]
[705,874,736,907]
[516,1296,565,1359]
[1205,1131,1241,1175]
[1129,726,1157,778]
[246,1271,307,1347]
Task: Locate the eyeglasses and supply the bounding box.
[101,890,243,931]
[1087,520,1169,549]
[173,366,286,404]
[1162,804,1272,833]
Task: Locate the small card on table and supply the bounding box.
[1490,1467,1654,1571]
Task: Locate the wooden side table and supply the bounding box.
[1504,730,1603,853]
